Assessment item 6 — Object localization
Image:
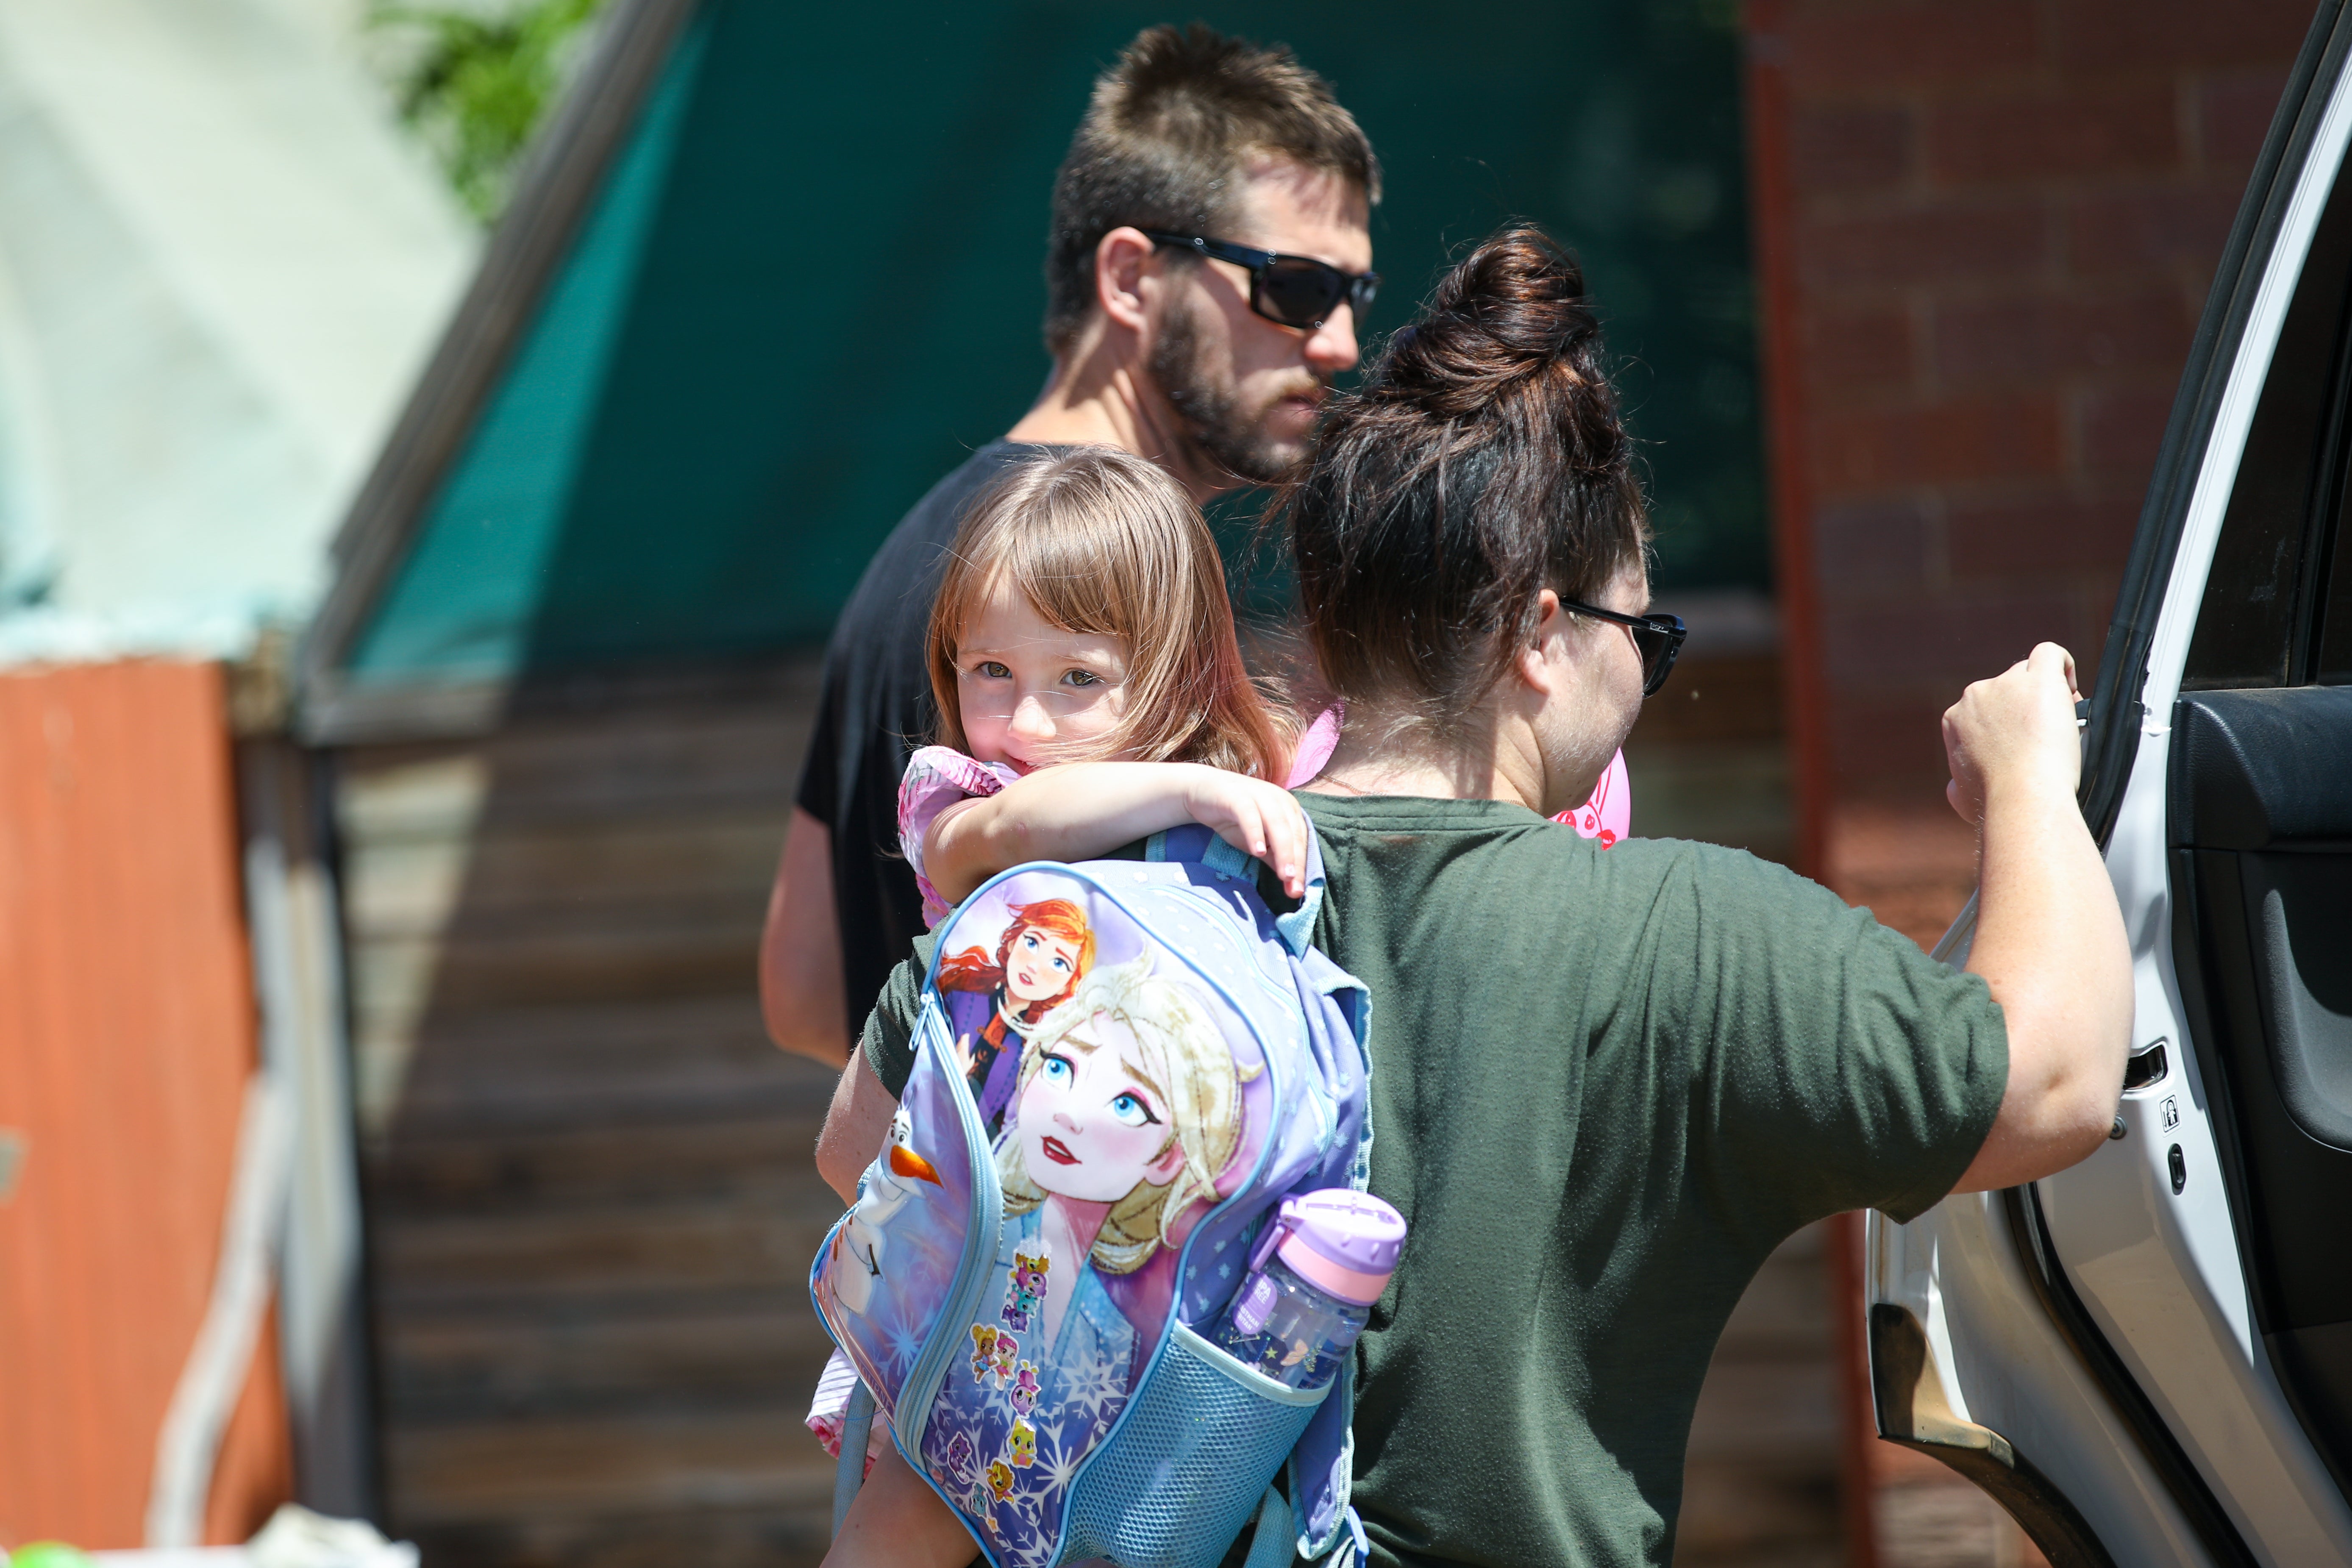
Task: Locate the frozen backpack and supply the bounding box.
[812,825,1375,1568]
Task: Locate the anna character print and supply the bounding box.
[935,898,1095,1137]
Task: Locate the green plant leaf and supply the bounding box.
[370,0,609,223]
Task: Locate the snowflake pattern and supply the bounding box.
[917,1231,1133,1567]
[881,1314,926,1382]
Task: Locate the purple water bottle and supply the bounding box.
[1213,1190,1406,1390]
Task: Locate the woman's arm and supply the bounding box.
[818,1051,901,1205]
[1944,644,2133,1192]
[822,1445,977,1567]
[923,762,1310,904]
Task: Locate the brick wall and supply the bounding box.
[1741,6,2324,1563]
[1748,0,2317,847]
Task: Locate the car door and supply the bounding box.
[1866,3,2352,1565]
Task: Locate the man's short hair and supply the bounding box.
[1043,25,1380,356]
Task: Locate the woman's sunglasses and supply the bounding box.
[1142,231,1380,331]
[1561,599,1688,697]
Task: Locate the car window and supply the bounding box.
[2184,151,2352,690]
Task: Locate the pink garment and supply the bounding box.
[898,745,1021,928]
[1286,705,1343,788]
[806,1347,889,1475]
[1553,749,1630,846]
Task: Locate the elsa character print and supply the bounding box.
[935,897,1095,1137]
[920,956,1255,1565]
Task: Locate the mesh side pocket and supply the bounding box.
[1057,1321,1326,1568]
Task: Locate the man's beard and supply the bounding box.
[1150,297,1325,487]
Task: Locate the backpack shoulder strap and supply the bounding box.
[1143,822,1328,958]
[1243,1482,1369,1568]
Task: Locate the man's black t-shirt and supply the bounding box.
[796,440,1066,1027]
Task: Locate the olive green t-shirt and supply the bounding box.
[859,794,2007,1568]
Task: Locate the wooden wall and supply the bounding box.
[334,662,844,1567]
[0,659,291,1547]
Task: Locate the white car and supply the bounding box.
[1871,5,2352,1564]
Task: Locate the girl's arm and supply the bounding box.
[925,762,1309,904]
[822,1445,977,1567]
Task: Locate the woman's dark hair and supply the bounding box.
[1279,226,1647,733]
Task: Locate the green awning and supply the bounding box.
[304,0,1763,737]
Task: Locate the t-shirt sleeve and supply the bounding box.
[859,932,938,1099]
[1656,846,2010,1229]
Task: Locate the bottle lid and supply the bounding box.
[1273,1190,1406,1306]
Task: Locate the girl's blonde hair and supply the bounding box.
[999,957,1258,1275]
[927,448,1292,778]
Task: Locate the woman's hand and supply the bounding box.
[1181,769,1312,898]
[822,1443,976,1567]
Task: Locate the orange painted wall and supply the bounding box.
[0,660,291,1548]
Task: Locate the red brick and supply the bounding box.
[1802,200,2051,290]
[1783,0,2041,93]
[2079,568,2129,663]
[2079,384,2177,481]
[1792,104,1917,192]
[2053,0,2313,72]
[2197,68,2291,168]
[1824,696,1954,792]
[1931,288,2193,386]
[1945,492,2140,578]
[1813,498,1936,589]
[1805,307,1918,400]
[1821,587,2084,691]
[1824,587,2081,686]
[1927,84,2180,186]
[2065,182,2241,279]
[1813,395,2065,493]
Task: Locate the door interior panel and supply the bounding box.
[2250,855,2352,1144]
[2174,687,2352,1484]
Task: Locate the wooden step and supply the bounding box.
[370,1113,832,1211]
[378,1298,838,1422]
[384,1409,834,1526]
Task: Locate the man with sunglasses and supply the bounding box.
[763,24,1380,1068]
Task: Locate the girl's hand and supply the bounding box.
[1182,770,1313,898]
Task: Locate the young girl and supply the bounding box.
[901,444,1314,925]
[808,444,1310,1468]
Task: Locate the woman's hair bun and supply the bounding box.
[1371,227,1601,418]
[1279,221,1646,733]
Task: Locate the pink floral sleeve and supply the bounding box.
[898,745,1021,927]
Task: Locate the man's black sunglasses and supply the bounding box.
[1562,598,1687,697]
[1142,230,1379,331]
